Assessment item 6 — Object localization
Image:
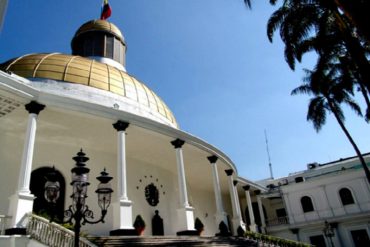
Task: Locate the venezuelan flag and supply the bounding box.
[100,0,112,20]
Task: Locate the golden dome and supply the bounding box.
[1,53,177,127]
[73,19,124,44]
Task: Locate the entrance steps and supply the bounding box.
[90,236,258,247]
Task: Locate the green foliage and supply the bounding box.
[60,222,74,231]
[244,231,312,247]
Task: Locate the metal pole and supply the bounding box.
[74,198,82,247]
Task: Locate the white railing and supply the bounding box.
[0,215,12,235]
[26,214,97,247]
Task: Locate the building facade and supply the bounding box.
[262,154,370,247]
[0,19,266,238]
[0,16,369,247]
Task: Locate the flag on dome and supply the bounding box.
[100,0,112,20]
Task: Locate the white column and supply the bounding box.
[208,155,228,227]
[243,185,257,232]
[256,191,266,233]
[9,101,45,228]
[225,169,245,235]
[171,139,195,232]
[112,120,133,231]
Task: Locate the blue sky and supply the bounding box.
[1,0,369,181]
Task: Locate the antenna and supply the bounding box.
[264,129,274,179]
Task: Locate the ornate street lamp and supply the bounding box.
[44,149,113,247]
[323,221,335,247]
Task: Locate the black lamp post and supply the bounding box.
[323,221,335,247]
[44,149,113,247]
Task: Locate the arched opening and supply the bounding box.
[339,187,355,205]
[30,167,66,221]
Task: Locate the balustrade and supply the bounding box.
[26,214,96,247]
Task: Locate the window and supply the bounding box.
[106,36,114,58]
[339,188,355,205]
[301,196,314,213]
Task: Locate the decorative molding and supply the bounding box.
[171,138,185,149]
[207,155,218,164]
[243,185,250,191]
[254,190,261,196]
[225,169,233,176]
[25,101,45,115]
[112,120,129,131]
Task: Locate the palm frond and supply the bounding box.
[307,96,326,132]
[244,0,252,9]
[344,98,363,117]
[267,7,289,42]
[291,84,312,96]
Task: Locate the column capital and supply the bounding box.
[171,138,185,149]
[225,169,233,176]
[254,190,261,196]
[233,180,238,186]
[25,101,45,115]
[243,185,250,191]
[207,155,218,164]
[113,120,129,131]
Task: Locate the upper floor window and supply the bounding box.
[339,187,355,205]
[301,196,314,213]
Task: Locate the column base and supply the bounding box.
[5,228,27,235]
[113,199,134,230]
[176,230,199,236]
[177,206,195,231]
[8,192,35,228]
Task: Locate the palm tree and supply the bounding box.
[266,0,370,113]
[332,0,370,43]
[292,59,370,184]
[245,0,370,42]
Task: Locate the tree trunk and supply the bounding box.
[356,79,370,121]
[327,98,370,185]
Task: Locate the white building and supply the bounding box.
[0,18,265,241]
[262,154,370,247]
[0,14,369,247]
